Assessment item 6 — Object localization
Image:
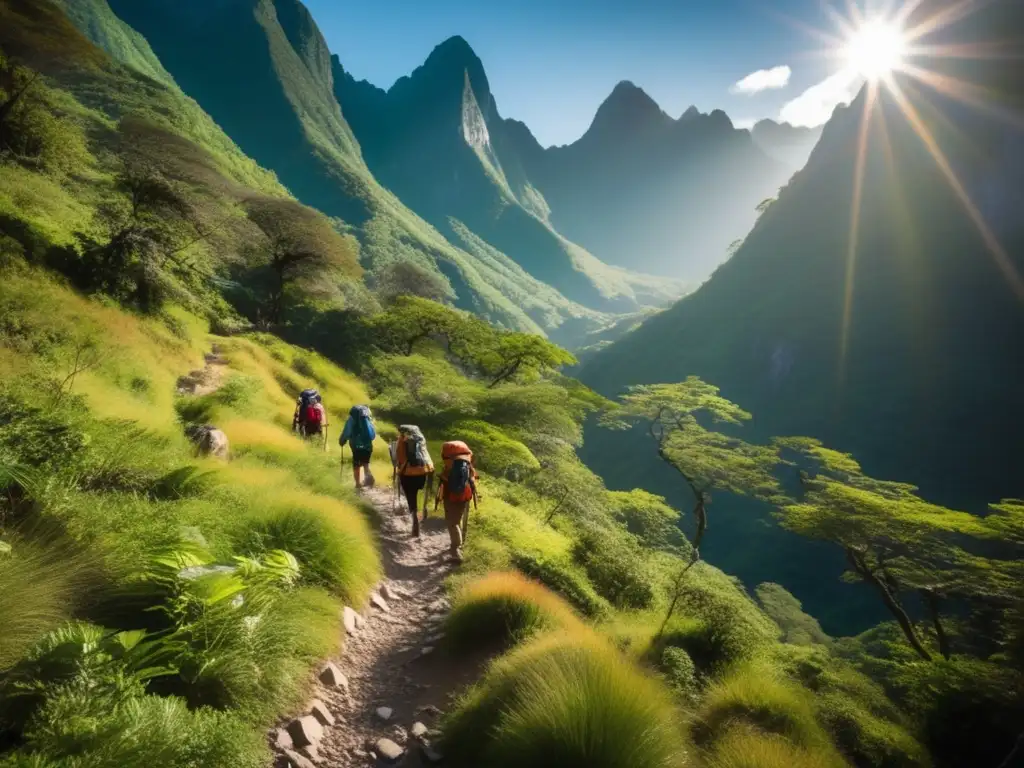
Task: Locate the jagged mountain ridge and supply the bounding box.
[750,118,824,169]
[578,36,1024,630]
[101,0,640,339]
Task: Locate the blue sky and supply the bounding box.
[304,0,869,147]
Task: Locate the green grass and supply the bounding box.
[445,571,587,651]
[441,632,689,768]
[704,726,845,768]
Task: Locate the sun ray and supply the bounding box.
[885,77,1024,300]
[838,82,878,382]
[904,0,990,43]
[901,63,1024,129]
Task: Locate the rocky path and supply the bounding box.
[273,486,490,768]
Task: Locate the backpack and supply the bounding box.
[398,425,432,474]
[442,441,475,502]
[298,389,323,430]
[347,405,376,450]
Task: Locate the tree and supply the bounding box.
[372,260,450,305]
[603,377,783,637]
[245,197,361,325]
[370,296,468,356]
[774,437,1022,661]
[602,377,782,560]
[474,332,577,389]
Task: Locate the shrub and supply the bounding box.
[235,505,377,599]
[510,553,608,618]
[441,633,689,768]
[20,692,266,768]
[704,726,845,768]
[450,420,539,479]
[693,662,832,751]
[445,572,585,651]
[572,528,655,610]
[755,583,831,647]
[660,646,699,702]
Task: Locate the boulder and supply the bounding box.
[375,738,405,764]
[272,727,293,750]
[410,722,429,740]
[318,662,348,691]
[286,715,323,749]
[309,699,335,727]
[375,706,393,721]
[343,606,359,635]
[370,593,390,612]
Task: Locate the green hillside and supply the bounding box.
[580,2,1024,634]
[104,0,667,339]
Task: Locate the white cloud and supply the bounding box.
[778,69,863,127]
[733,118,758,130]
[730,65,792,95]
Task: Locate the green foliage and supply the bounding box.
[573,528,655,610]
[371,259,451,305]
[510,553,608,618]
[441,634,689,768]
[366,353,480,429]
[452,420,539,479]
[445,572,585,651]
[659,646,699,702]
[609,489,689,554]
[756,583,831,647]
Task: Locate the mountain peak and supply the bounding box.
[587,80,670,139]
[424,35,481,70]
[680,105,701,120]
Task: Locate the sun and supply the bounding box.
[842,18,908,80]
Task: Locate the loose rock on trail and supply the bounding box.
[276,486,490,767]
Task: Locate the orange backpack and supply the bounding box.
[441,441,476,502]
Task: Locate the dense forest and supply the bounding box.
[1,0,1022,767]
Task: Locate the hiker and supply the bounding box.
[395,425,433,537]
[435,440,477,563]
[293,388,327,442]
[340,404,377,488]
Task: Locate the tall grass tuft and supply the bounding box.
[705,725,846,768]
[445,572,586,651]
[441,633,689,768]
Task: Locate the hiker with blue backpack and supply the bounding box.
[395,425,434,538]
[340,405,376,489]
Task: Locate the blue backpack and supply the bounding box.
[346,405,376,451]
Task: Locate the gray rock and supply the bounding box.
[272,727,293,750]
[343,606,359,635]
[281,748,317,768]
[286,715,323,748]
[410,722,429,739]
[375,738,405,764]
[375,706,393,722]
[380,582,407,601]
[421,742,444,763]
[354,611,367,629]
[309,699,335,727]
[370,593,390,612]
[318,662,348,691]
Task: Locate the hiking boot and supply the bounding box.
[450,548,464,564]
[363,471,376,489]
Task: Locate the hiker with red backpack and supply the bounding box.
[293,389,328,448]
[340,405,377,489]
[435,440,478,563]
[395,425,434,537]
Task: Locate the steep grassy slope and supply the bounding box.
[580,7,1024,631]
[332,36,682,311]
[103,0,648,338]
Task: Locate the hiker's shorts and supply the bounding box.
[352,447,372,467]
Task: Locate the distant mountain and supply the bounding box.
[750,119,823,170]
[510,82,797,280]
[102,0,636,339]
[332,37,681,312]
[579,21,1024,630]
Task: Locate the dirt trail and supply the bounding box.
[175,344,228,397]
[314,485,490,767]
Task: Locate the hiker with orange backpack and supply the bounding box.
[395,425,434,537]
[434,440,478,563]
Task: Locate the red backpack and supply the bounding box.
[304,404,323,426]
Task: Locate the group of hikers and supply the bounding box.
[293,390,477,563]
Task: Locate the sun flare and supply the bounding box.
[843,19,907,80]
